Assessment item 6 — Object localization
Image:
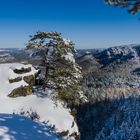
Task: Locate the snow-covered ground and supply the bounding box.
[0,63,79,139]
[0,114,60,140]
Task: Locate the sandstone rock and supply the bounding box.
[8,86,32,97]
[8,64,39,97]
[13,67,31,74]
[23,75,35,86]
[9,76,22,83]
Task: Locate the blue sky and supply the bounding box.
[0,0,140,49]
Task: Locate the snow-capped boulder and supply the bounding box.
[6,63,38,97]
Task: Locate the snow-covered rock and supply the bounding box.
[0,63,38,97]
[96,44,139,65]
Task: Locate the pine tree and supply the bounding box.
[26,31,85,106]
[105,0,140,15]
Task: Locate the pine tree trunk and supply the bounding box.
[44,49,49,89]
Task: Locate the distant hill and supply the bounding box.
[75,44,140,140]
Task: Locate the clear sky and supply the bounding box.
[0,0,140,49]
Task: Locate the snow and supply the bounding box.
[0,63,79,138]
[0,113,60,140]
[62,38,71,46]
[62,52,75,63]
[0,95,78,135]
[85,51,92,55]
[10,64,31,70]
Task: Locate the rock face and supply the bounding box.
[8,86,32,97]
[9,76,22,83]
[13,67,31,74]
[23,75,35,86]
[7,63,38,97]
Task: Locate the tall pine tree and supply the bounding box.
[26,31,85,106]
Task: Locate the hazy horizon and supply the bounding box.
[0,0,140,49]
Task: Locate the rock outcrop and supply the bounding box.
[7,63,38,97]
[8,86,32,97]
[13,67,31,74]
[23,75,35,86]
[9,76,22,83]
